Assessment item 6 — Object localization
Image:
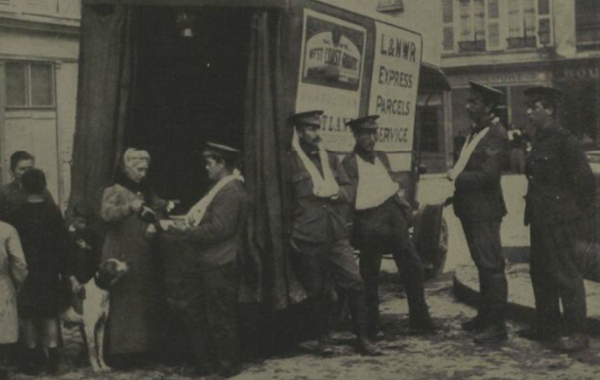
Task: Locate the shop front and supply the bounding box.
[553,57,600,147]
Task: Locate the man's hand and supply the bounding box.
[70,276,83,295]
[447,168,456,181]
[145,224,157,239]
[76,239,90,250]
[130,199,144,212]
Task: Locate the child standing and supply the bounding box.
[0,220,28,380]
[10,169,70,375]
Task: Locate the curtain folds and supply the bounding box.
[242,11,306,309]
[68,5,134,215]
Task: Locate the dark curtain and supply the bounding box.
[243,11,306,310]
[68,5,135,215]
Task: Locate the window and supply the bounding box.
[443,26,455,51]
[443,0,553,53]
[418,106,441,153]
[442,0,455,51]
[442,0,454,23]
[575,0,600,49]
[5,61,55,108]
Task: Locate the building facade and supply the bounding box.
[435,0,600,173]
[0,0,80,211]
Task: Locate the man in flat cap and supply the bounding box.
[288,110,380,356]
[163,142,249,377]
[448,81,510,343]
[341,115,437,339]
[519,86,595,352]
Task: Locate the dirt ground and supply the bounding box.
[8,272,600,380]
[8,175,599,379]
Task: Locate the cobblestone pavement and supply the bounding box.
[7,273,600,380]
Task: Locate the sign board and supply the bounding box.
[368,22,421,152]
[295,10,366,151]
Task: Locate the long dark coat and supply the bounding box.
[453,119,510,221]
[100,184,165,355]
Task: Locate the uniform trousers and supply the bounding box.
[460,219,507,326]
[356,199,429,332]
[166,261,239,375]
[294,237,368,338]
[530,219,587,335]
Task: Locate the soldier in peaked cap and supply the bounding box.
[518,86,595,353]
[162,141,249,377]
[341,115,438,339]
[287,110,380,356]
[448,81,510,344]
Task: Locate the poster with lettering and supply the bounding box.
[295,10,366,151]
[369,22,422,152]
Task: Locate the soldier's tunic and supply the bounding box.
[525,123,595,335]
[342,149,428,333]
[289,145,367,338]
[162,179,249,375]
[453,117,510,327]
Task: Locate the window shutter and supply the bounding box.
[488,22,500,48]
[442,0,454,23]
[443,26,455,51]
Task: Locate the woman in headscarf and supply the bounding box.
[100,148,169,364]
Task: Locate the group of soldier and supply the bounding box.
[162,81,595,378]
[448,82,596,351]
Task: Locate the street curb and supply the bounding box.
[453,264,600,336]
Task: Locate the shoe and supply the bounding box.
[315,338,334,357]
[20,348,41,376]
[554,334,589,353]
[461,316,487,332]
[356,337,383,356]
[410,316,440,334]
[46,347,60,375]
[517,327,558,343]
[473,325,508,344]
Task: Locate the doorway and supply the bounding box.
[127,8,251,208]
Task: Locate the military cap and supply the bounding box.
[468,81,505,105]
[288,110,324,128]
[346,115,380,132]
[524,86,562,106]
[202,142,241,160]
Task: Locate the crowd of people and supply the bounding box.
[0,83,596,380]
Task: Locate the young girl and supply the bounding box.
[10,169,70,375]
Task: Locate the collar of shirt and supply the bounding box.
[471,113,496,135]
[354,145,376,164]
[299,140,320,158]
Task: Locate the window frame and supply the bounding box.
[442,0,553,54]
[4,60,56,110]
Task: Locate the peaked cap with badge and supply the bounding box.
[288,110,324,128]
[469,81,505,106]
[346,115,380,132]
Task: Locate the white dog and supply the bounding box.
[61,258,131,372]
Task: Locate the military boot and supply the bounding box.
[356,336,382,356]
[474,325,508,344]
[461,314,488,333]
[554,334,589,353]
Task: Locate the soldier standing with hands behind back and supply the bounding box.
[448,82,510,344]
[519,87,595,353]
